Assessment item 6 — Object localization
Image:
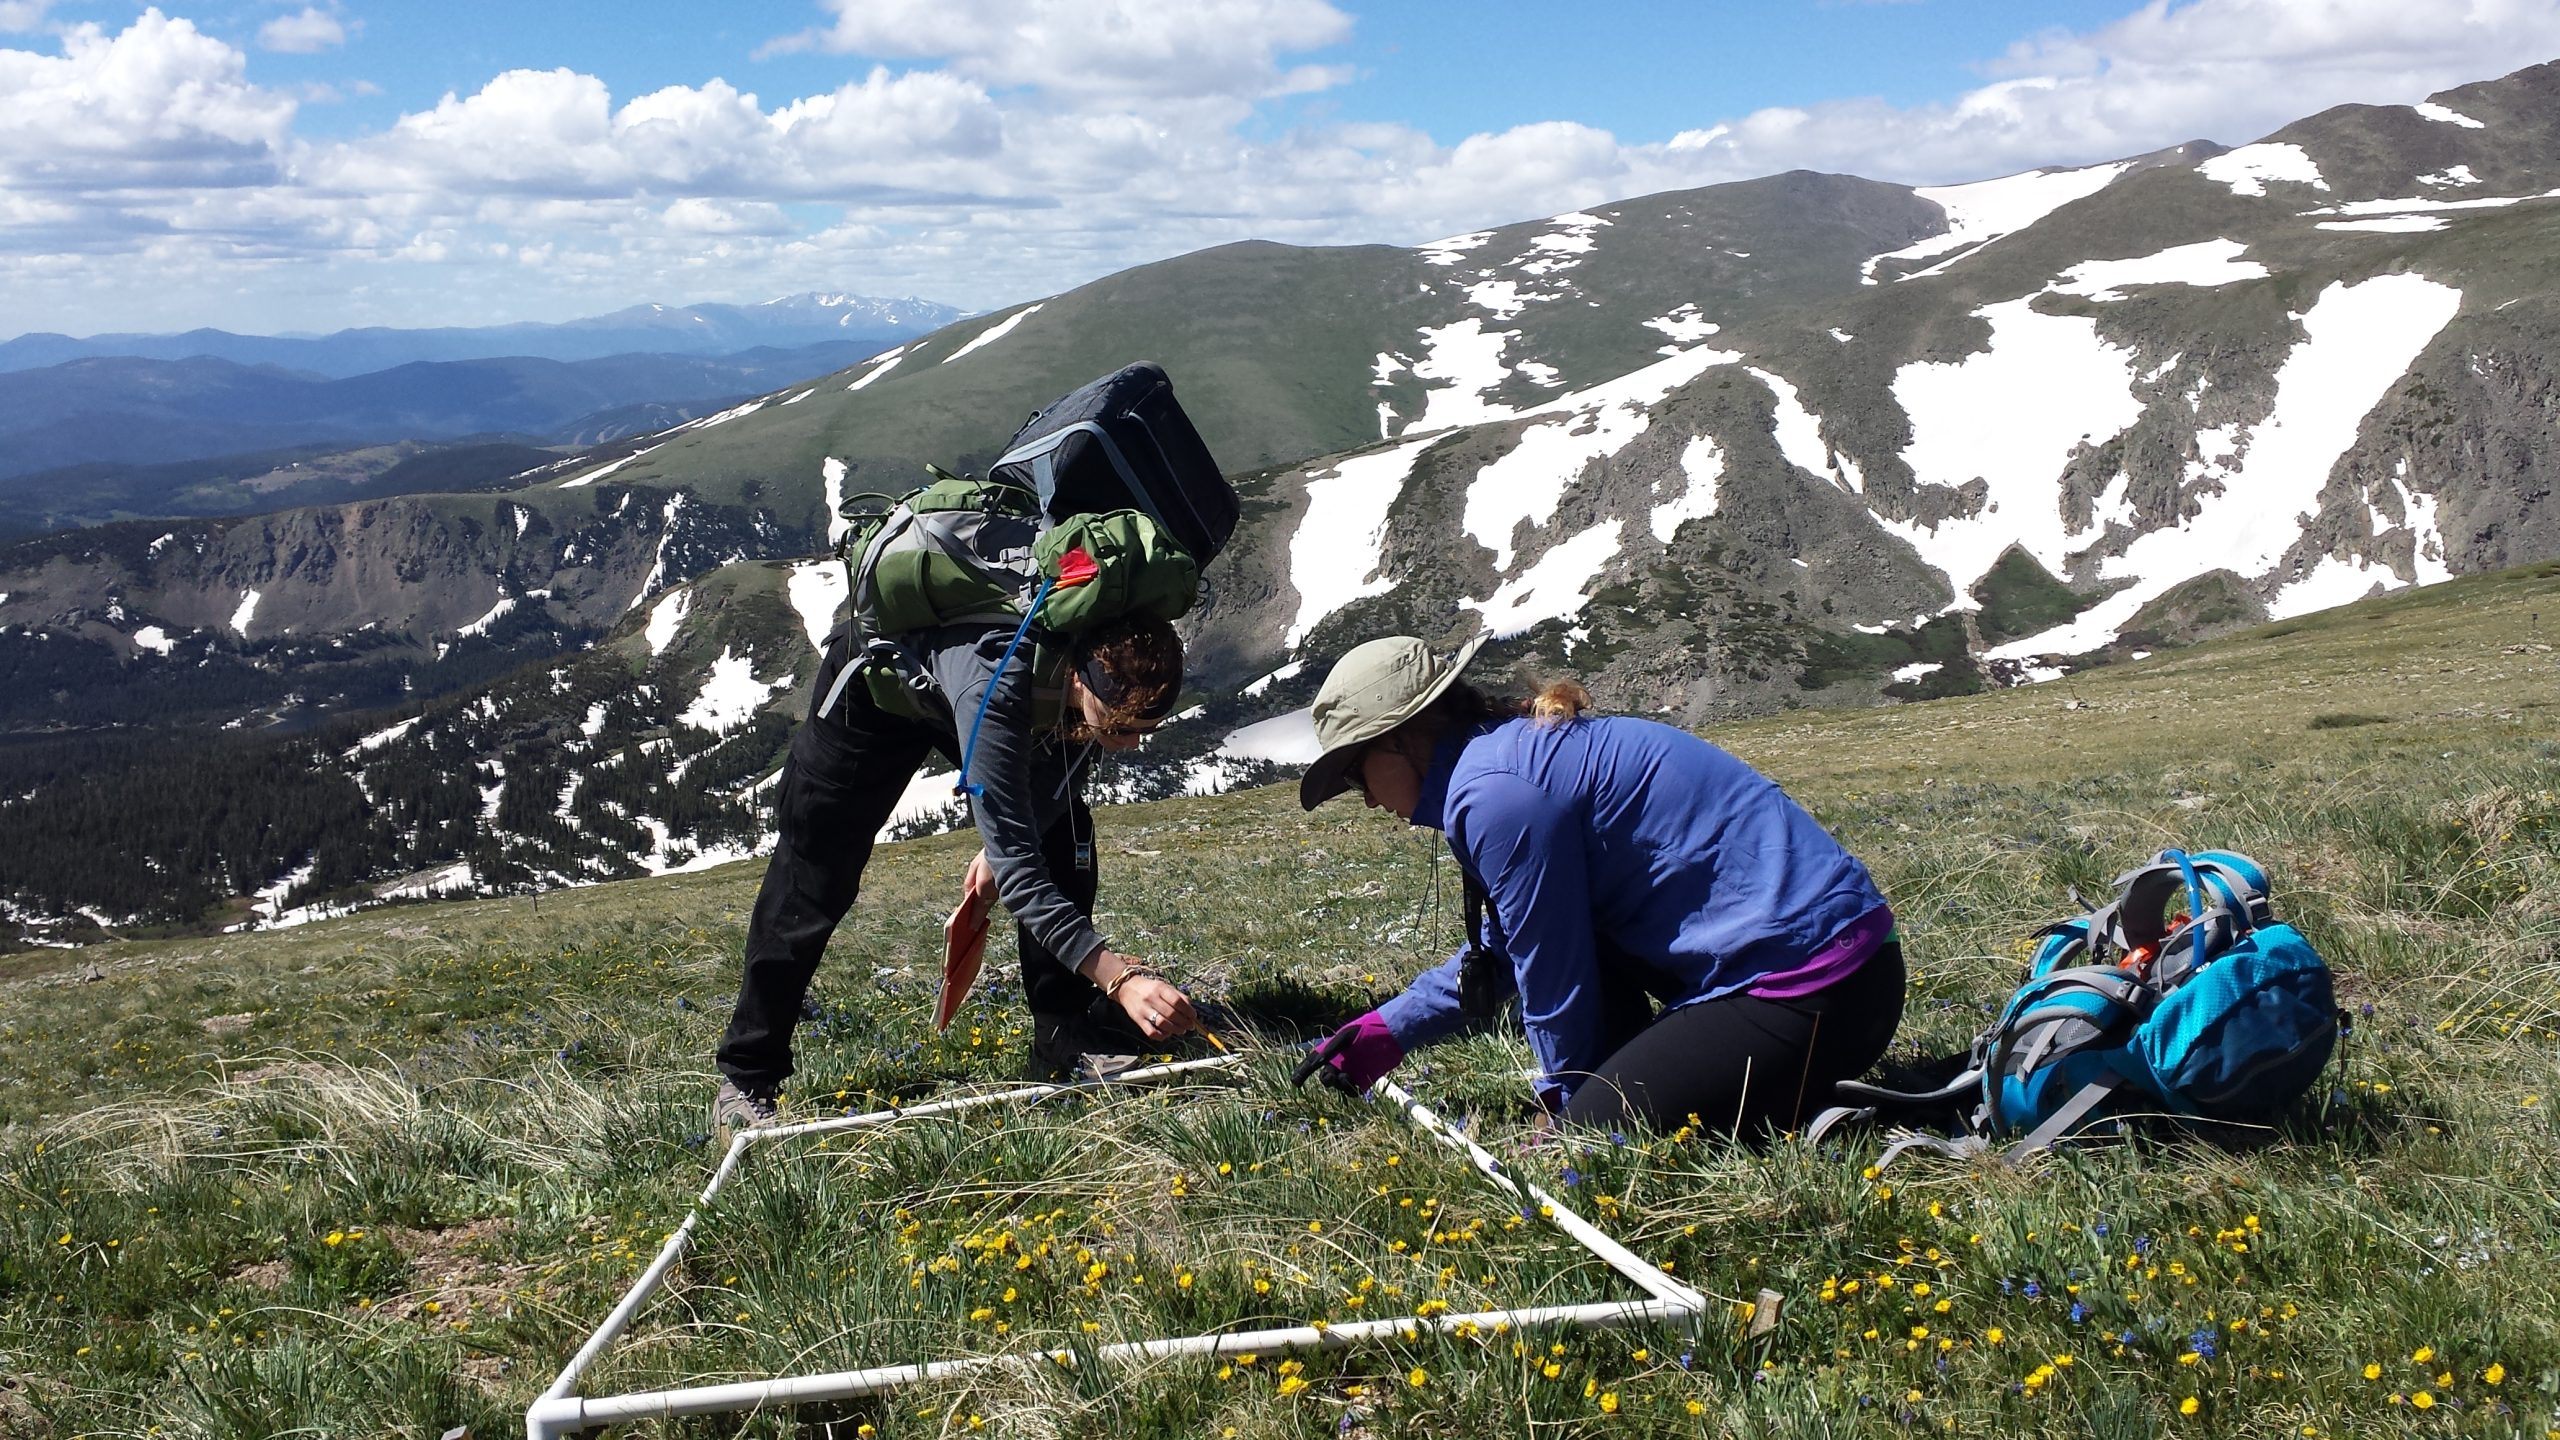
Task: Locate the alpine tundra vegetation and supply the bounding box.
[1,560,2554,1437]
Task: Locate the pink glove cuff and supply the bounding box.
[1327,1010,1405,1093]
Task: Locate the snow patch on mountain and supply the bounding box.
[455,595,515,640]
[1460,341,1744,570]
[679,647,784,734]
[2198,143,2329,197]
[1651,435,1726,543]
[1518,211,1610,276]
[1865,164,2132,283]
[788,560,848,654]
[1885,295,2149,598]
[2049,238,2269,301]
[2319,217,2449,233]
[943,304,1044,364]
[876,767,969,843]
[634,493,690,605]
[822,456,851,545]
[247,860,346,930]
[230,589,261,637]
[1644,304,1718,349]
[379,862,473,903]
[348,716,419,758]
[632,818,759,878]
[1244,660,1305,698]
[1988,273,2462,657]
[1464,278,1532,319]
[1406,318,1520,432]
[560,443,659,488]
[849,346,905,391]
[2413,102,2486,129]
[1286,433,1441,646]
[644,589,690,657]
[1466,520,1625,639]
[132,625,176,656]
[1751,367,1861,494]
[1217,707,1322,765]
[677,398,771,433]
[1418,231,1494,266]
[1465,400,1653,570]
[2417,165,2481,187]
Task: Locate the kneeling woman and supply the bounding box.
[1301,636,1903,1136]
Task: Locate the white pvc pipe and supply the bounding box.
[1369,1077,1709,1314]
[534,1056,1247,1407]
[528,1050,1708,1440]
[527,1297,1686,1436]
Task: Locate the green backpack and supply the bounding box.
[821,471,1198,785]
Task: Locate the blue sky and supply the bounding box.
[3,0,2556,334]
[171,0,2137,147]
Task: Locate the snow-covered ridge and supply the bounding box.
[1863,164,2133,284]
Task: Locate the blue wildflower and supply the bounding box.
[2069,1302,2088,1324]
[2023,1280,2042,1299]
[1560,1167,1582,1187]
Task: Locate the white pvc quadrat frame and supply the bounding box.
[526,1055,1710,1438]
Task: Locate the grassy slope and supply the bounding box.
[3,563,2557,1438]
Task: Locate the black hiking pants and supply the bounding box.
[1560,943,1905,1139]
[716,643,1103,1094]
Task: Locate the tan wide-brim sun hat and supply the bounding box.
[1298,634,1488,810]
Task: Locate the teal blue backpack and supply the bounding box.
[1814,849,2340,1165]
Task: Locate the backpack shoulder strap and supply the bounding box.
[2007,1075,2124,1158]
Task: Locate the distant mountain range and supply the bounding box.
[0,293,967,378]
[0,340,886,483]
[5,62,2560,943]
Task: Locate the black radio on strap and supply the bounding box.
[1454,852,1508,1017]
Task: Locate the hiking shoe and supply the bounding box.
[1030,1001,1158,1082]
[713,1080,780,1139]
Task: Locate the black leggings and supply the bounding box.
[1560,943,1905,1139]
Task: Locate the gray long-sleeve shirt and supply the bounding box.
[904,624,1105,974]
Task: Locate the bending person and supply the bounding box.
[1299,635,1902,1137]
[714,613,1199,1131]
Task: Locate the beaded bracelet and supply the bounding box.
[1101,963,1160,998]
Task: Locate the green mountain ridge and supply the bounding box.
[4,60,2560,933]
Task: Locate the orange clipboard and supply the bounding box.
[935,899,992,1033]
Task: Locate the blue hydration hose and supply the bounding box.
[954,575,1058,799]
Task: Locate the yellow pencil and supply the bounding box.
[1200,1028,1230,1054]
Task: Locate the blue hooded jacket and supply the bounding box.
[1375,714,1885,1108]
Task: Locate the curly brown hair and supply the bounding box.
[1065,615,1184,741]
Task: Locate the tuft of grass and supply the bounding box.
[2,563,2557,1436]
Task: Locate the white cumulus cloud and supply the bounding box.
[0,9,296,190]
[767,0,1355,100]
[257,5,347,53]
[8,0,2560,334]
